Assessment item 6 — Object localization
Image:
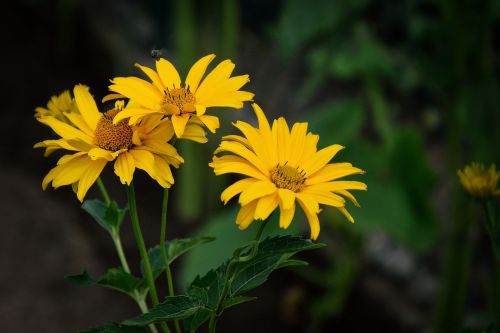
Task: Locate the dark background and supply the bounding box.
[1,0,500,332]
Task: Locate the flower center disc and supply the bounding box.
[94,109,133,152]
[270,164,306,192]
[162,87,196,115]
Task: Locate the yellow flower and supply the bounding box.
[35,90,78,123]
[35,84,189,202]
[458,162,500,199]
[209,103,367,240]
[108,54,254,138]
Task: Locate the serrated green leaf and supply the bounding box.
[79,323,147,333]
[123,295,204,326]
[223,295,257,309]
[82,199,127,234]
[66,267,142,296]
[141,237,215,278]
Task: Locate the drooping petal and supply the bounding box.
[254,192,279,220]
[76,159,108,202]
[171,114,191,137]
[197,114,220,133]
[114,151,135,185]
[129,149,156,179]
[236,200,259,230]
[296,195,321,240]
[277,188,296,210]
[279,202,296,229]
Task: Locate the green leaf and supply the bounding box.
[79,323,147,333]
[182,308,212,333]
[142,237,215,278]
[66,268,142,296]
[276,259,309,269]
[123,295,204,326]
[82,199,127,234]
[222,295,257,309]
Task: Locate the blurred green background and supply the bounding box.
[1,0,499,332]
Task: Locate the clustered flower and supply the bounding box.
[35,54,366,239]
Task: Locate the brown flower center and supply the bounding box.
[94,109,133,152]
[270,163,306,192]
[161,87,196,115]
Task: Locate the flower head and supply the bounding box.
[458,162,500,199]
[209,103,367,240]
[35,84,194,202]
[35,90,78,123]
[108,54,254,138]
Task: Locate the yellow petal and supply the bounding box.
[306,163,365,185]
[210,155,268,180]
[279,203,296,229]
[113,108,161,125]
[254,192,279,220]
[197,115,220,133]
[114,152,135,185]
[195,60,235,99]
[73,84,101,130]
[337,206,355,223]
[215,140,269,176]
[156,58,181,89]
[335,190,361,207]
[110,77,162,109]
[129,149,156,179]
[37,117,93,143]
[300,188,345,207]
[287,122,308,166]
[77,159,107,202]
[181,122,208,143]
[102,93,125,103]
[273,117,290,165]
[185,54,216,92]
[195,104,207,116]
[236,200,258,230]
[88,147,115,161]
[310,181,367,192]
[278,188,296,210]
[171,114,191,137]
[153,155,175,187]
[302,144,344,176]
[239,180,276,206]
[221,178,257,204]
[296,195,321,240]
[51,155,91,188]
[135,63,164,91]
[65,113,94,137]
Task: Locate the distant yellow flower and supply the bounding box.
[35,90,78,123]
[209,103,367,240]
[108,54,254,138]
[35,84,188,202]
[458,162,500,199]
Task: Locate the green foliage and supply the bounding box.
[117,235,323,331]
[142,237,215,279]
[82,199,127,235]
[66,268,143,297]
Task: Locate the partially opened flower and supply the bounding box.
[210,103,367,240]
[35,84,186,201]
[108,54,254,138]
[458,162,500,199]
[35,90,78,123]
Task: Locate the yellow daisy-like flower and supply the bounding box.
[35,84,188,202]
[35,90,78,123]
[108,54,254,138]
[458,162,500,199]
[209,103,367,240]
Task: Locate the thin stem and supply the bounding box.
[96,177,111,205]
[127,184,171,333]
[209,221,268,332]
[160,188,181,333]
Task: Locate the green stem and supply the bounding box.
[127,184,171,333]
[209,221,268,332]
[160,188,181,333]
[96,177,111,205]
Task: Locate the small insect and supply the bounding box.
[150,47,163,60]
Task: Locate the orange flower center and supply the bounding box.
[161,87,196,115]
[270,163,306,192]
[94,109,133,152]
